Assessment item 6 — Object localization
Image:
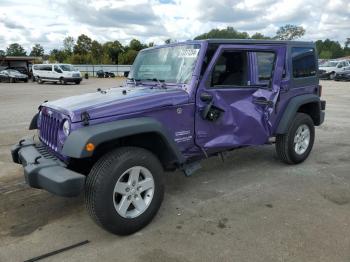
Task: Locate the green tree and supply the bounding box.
[345,38,350,48]
[251,32,271,39]
[0,50,5,57]
[118,49,138,64]
[30,44,44,57]
[73,34,92,55]
[91,40,103,64]
[49,49,67,63]
[103,41,124,64]
[194,27,249,40]
[129,39,146,51]
[274,24,305,40]
[63,36,75,55]
[316,39,344,59]
[6,43,26,56]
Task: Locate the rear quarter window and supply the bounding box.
[292,47,316,78]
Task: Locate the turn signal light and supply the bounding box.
[86,143,95,152]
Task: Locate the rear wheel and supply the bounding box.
[329,72,336,80]
[276,113,315,164]
[85,147,164,235]
[37,77,43,84]
[75,80,81,84]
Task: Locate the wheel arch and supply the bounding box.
[275,94,322,134]
[62,117,185,168]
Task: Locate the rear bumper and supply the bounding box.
[11,138,85,197]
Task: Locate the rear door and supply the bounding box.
[195,44,286,152]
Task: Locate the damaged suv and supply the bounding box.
[12,40,326,235]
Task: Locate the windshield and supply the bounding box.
[129,44,201,84]
[322,61,338,67]
[60,65,75,71]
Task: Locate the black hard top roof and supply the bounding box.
[195,39,314,46]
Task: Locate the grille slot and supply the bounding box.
[39,112,60,151]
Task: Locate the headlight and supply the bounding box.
[62,119,71,136]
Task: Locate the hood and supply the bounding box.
[9,72,27,77]
[319,66,336,72]
[43,86,189,122]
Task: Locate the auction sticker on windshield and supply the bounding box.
[178,48,199,58]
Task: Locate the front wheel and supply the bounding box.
[276,113,315,164]
[85,147,164,235]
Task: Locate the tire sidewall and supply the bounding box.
[287,114,315,163]
[90,149,164,234]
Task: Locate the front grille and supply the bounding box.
[72,73,80,77]
[39,111,60,151]
[35,144,59,161]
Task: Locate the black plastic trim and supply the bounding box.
[11,138,85,197]
[275,94,324,134]
[62,117,185,164]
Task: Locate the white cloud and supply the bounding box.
[0,0,349,53]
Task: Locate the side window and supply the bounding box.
[292,47,316,78]
[211,51,248,87]
[256,52,275,81]
[54,65,62,73]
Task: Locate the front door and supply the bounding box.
[195,44,286,153]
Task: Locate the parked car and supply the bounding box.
[6,66,28,76]
[96,70,115,78]
[318,60,350,79]
[32,64,82,84]
[12,40,325,235]
[0,69,28,82]
[334,66,350,81]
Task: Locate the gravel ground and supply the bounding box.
[0,78,349,262]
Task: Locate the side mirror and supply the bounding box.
[123,71,129,77]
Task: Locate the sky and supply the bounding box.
[0,0,349,53]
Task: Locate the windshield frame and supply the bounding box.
[128,42,203,90]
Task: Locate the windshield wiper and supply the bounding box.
[145,78,166,89]
[127,77,141,86]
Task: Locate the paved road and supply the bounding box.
[0,79,349,262]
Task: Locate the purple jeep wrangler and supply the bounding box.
[12,40,326,235]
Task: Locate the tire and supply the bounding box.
[75,80,81,84]
[37,77,43,84]
[85,147,164,235]
[10,77,15,83]
[24,79,28,83]
[276,113,315,164]
[59,78,67,85]
[329,72,336,80]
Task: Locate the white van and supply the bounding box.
[32,64,82,84]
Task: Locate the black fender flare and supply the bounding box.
[62,117,185,163]
[275,94,322,134]
[29,112,39,130]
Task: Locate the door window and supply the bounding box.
[210,50,275,88]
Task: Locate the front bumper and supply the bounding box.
[11,138,85,197]
[334,74,350,81]
[64,77,82,83]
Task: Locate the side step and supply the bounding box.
[182,161,202,177]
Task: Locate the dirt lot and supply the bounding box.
[0,78,349,262]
